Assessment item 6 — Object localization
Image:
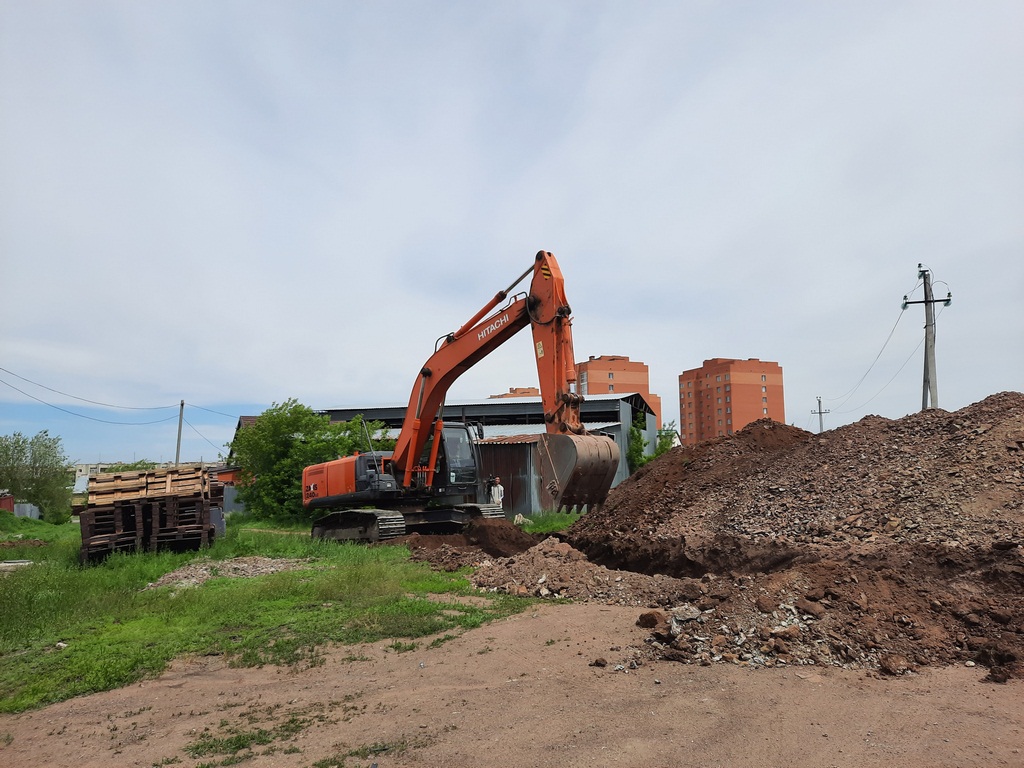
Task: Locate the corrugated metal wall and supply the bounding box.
[477,442,537,518]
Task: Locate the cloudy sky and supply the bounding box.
[1,1,1021,465]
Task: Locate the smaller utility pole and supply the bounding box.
[902,265,952,410]
[175,400,184,465]
[812,397,829,434]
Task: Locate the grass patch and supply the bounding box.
[518,509,583,535]
[313,734,432,767]
[0,518,533,712]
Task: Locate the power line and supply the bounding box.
[186,403,240,420]
[182,416,226,454]
[0,377,180,425]
[834,302,949,416]
[823,308,906,408]
[0,366,178,410]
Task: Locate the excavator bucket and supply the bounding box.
[536,433,620,512]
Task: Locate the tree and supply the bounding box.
[0,430,74,524]
[228,399,389,522]
[651,421,678,459]
[626,412,649,474]
[626,418,678,474]
[104,460,158,473]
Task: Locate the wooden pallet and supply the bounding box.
[88,465,209,504]
[79,500,144,539]
[80,467,221,563]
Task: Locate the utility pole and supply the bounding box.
[175,400,184,465]
[812,396,829,434]
[902,265,952,410]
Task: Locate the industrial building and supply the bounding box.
[678,358,785,447]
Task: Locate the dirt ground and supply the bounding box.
[2,601,1021,768]
[2,393,1022,766]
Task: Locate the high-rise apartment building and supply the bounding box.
[678,358,784,446]
[577,355,662,428]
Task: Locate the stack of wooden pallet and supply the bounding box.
[79,465,221,563]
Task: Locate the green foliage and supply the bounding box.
[519,510,581,534]
[0,431,73,523]
[625,411,649,474]
[227,399,389,522]
[627,419,679,474]
[0,520,533,712]
[103,459,158,473]
[651,420,678,459]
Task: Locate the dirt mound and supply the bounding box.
[472,536,706,606]
[395,517,540,571]
[483,393,1024,679]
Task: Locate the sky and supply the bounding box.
[1,1,1022,466]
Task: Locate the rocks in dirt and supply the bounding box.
[471,537,708,607]
[144,556,309,590]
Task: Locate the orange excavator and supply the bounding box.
[302,250,620,542]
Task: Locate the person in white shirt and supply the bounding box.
[490,476,504,507]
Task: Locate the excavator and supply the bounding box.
[302,250,620,542]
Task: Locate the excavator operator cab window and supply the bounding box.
[442,425,477,485]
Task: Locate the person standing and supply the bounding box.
[490,476,504,507]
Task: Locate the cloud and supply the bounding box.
[1,1,1021,461]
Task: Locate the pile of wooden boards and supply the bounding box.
[79,465,222,563]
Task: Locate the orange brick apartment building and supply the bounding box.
[577,355,662,428]
[678,358,784,446]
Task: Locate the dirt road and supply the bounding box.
[2,602,1020,768]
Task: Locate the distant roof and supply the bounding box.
[381,422,617,440]
[323,392,642,411]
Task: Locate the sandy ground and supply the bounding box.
[1,602,1021,768]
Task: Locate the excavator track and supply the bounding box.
[311,509,407,543]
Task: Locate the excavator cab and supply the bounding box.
[413,423,483,499]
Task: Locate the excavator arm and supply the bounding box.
[390,251,585,483]
[302,250,619,524]
[388,250,618,509]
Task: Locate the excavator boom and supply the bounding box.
[303,250,619,538]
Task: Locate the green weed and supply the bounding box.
[518,510,583,534]
[0,520,534,712]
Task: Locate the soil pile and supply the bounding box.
[397,517,540,570]
[475,392,1024,680]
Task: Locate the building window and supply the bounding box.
[725,396,730,403]
[608,372,614,379]
[761,374,767,382]
[761,386,767,392]
[762,397,768,403]
[608,385,614,392]
[725,374,730,381]
[725,384,730,391]
[717,397,721,404]
[726,407,731,413]
[727,418,731,424]
[716,375,721,382]
[763,407,768,414]
[717,408,722,415]
[717,419,723,426]
[687,381,692,388]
